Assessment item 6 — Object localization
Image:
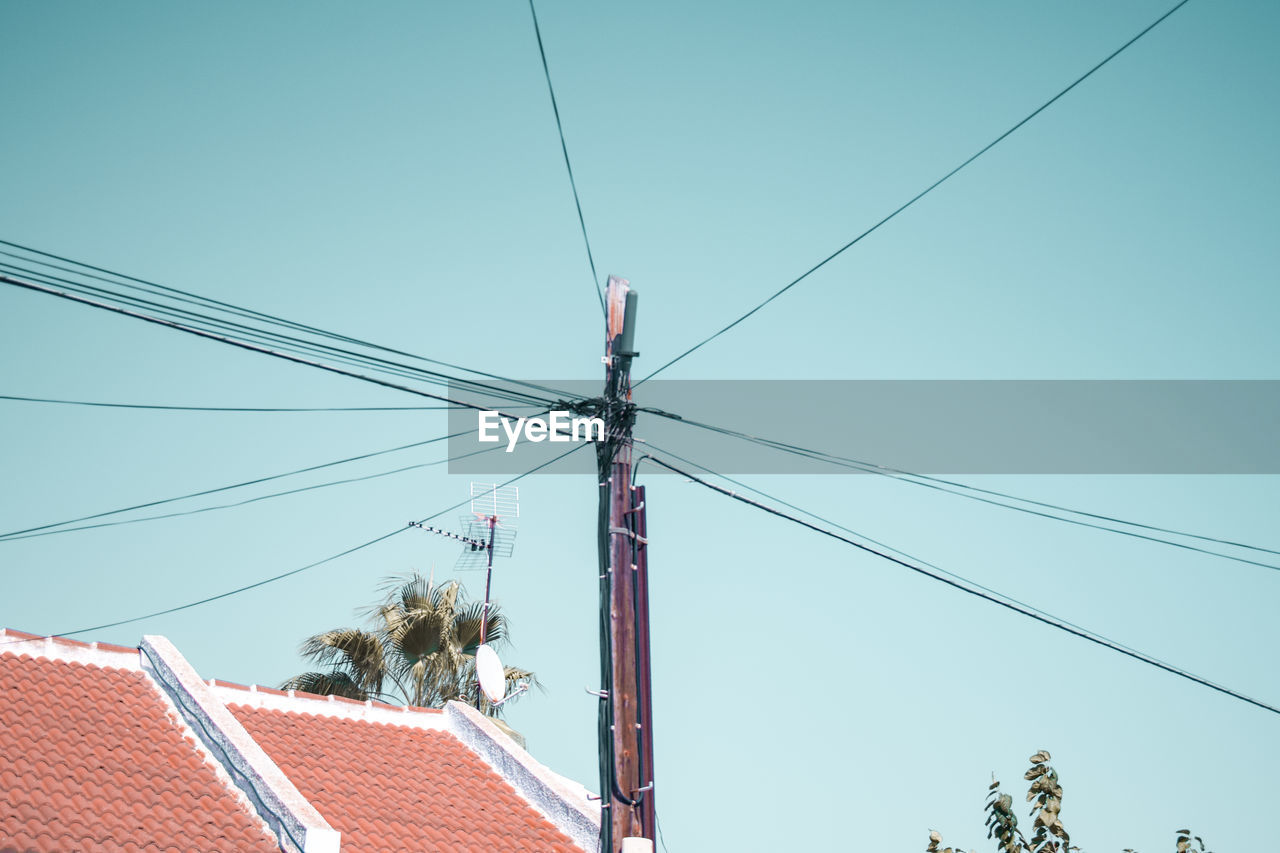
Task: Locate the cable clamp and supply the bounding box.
[584,687,608,699]
[610,527,647,544]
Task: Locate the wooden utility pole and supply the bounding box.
[597,276,655,852]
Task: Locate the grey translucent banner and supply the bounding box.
[447,380,1280,475]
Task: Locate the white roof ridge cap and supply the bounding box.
[210,684,448,729]
[444,701,601,852]
[140,635,340,853]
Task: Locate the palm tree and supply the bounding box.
[282,572,535,719]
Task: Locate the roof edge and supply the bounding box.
[215,682,447,730]
[0,628,141,669]
[140,635,341,853]
[444,701,601,853]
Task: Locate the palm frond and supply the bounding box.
[455,600,507,653]
[280,669,370,701]
[297,628,386,695]
[388,608,448,660]
[362,572,438,622]
[286,571,537,715]
[435,579,460,614]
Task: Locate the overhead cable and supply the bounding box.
[4,443,586,643]
[639,453,1280,718]
[0,274,549,421]
[637,0,1194,384]
[0,238,577,403]
[526,0,606,316]
[0,439,514,542]
[642,409,1280,571]
[0,428,477,540]
[634,437,1183,670]
[0,260,559,409]
[0,394,470,412]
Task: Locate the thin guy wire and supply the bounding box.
[637,0,1194,385]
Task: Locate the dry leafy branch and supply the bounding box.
[927,751,1212,853]
[1124,829,1215,853]
[926,828,975,853]
[985,777,1026,853]
[1024,750,1069,853]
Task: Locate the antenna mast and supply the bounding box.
[410,483,520,712]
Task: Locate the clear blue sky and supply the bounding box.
[2,2,1277,850]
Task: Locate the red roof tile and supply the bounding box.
[230,703,582,853]
[0,653,279,852]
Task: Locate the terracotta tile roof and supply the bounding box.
[1,630,596,852]
[230,703,582,853]
[0,651,279,852]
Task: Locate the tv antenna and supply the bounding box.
[409,482,520,710]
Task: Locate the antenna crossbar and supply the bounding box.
[407,521,489,551]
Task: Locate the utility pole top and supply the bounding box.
[607,276,639,361]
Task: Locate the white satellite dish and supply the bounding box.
[475,643,507,704]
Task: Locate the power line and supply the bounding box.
[0,440,512,542]
[0,274,552,420]
[642,409,1280,571]
[0,260,561,410]
[34,529,411,642]
[879,467,1280,558]
[634,437,1184,670]
[637,0,1194,385]
[0,394,473,412]
[0,429,476,540]
[527,0,606,316]
[638,452,1280,718]
[5,443,587,644]
[0,239,578,403]
[0,260,545,407]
